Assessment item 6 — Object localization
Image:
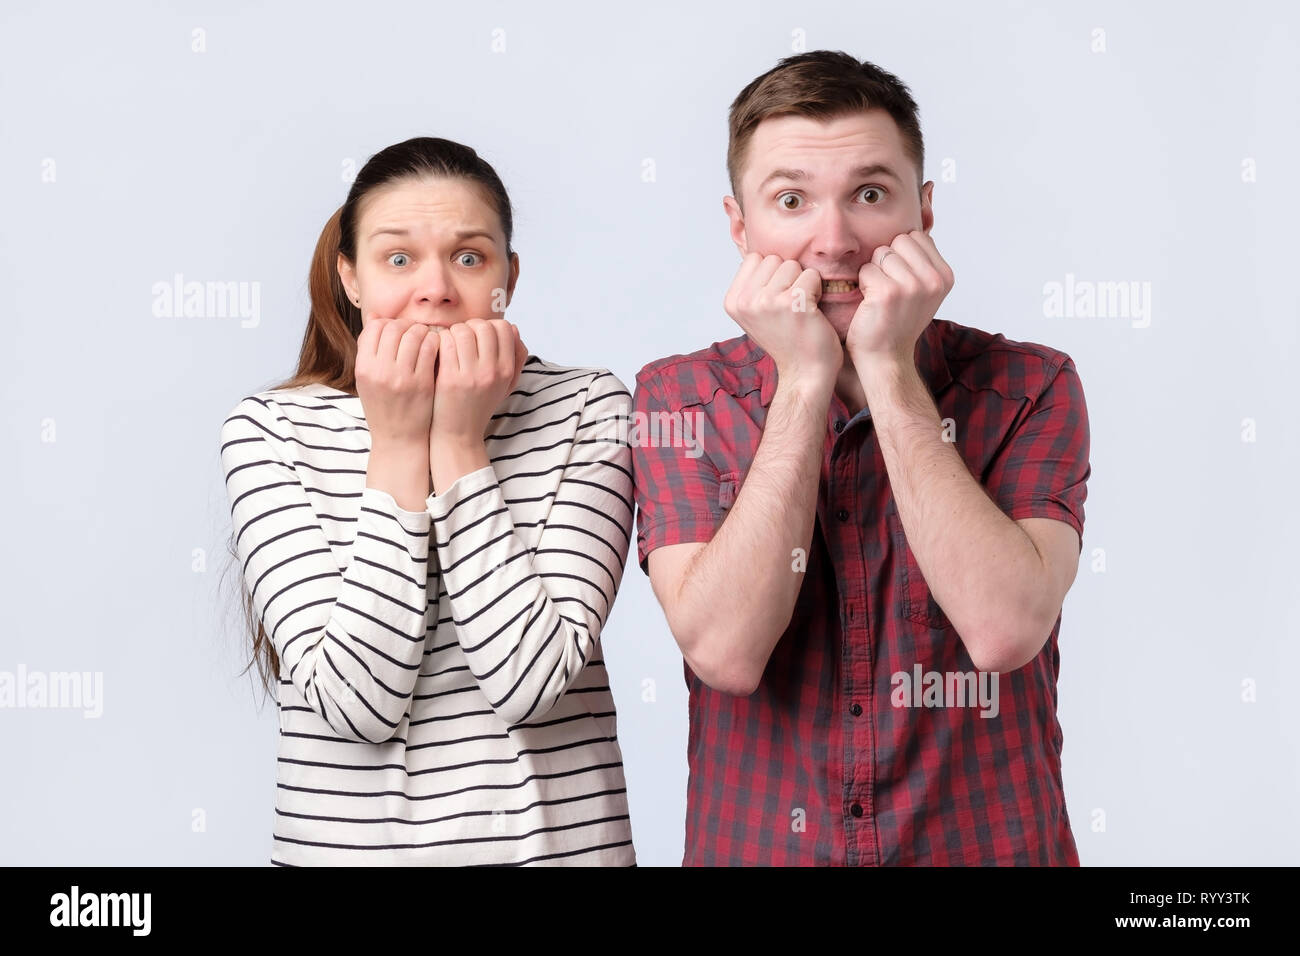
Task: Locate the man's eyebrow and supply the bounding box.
[367,227,498,244]
[757,163,904,192]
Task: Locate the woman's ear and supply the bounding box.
[504,252,520,307]
[337,252,358,303]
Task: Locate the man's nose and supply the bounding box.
[810,204,860,261]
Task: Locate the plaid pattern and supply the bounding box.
[632,318,1091,865]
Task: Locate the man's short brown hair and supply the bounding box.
[727,50,925,207]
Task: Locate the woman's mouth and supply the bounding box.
[822,279,859,294]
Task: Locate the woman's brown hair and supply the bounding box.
[223,136,516,699]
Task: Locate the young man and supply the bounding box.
[631,51,1091,865]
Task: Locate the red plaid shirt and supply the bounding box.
[631,318,1091,866]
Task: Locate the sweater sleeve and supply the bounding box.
[425,371,633,725]
[220,395,433,743]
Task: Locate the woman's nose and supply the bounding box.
[416,261,457,305]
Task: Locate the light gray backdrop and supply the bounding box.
[2,0,1296,865]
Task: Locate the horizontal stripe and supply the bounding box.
[221,359,636,865]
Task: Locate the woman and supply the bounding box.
[220,137,636,865]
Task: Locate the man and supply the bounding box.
[631,50,1091,865]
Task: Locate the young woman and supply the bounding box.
[220,137,636,865]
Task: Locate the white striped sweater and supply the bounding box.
[219,357,637,865]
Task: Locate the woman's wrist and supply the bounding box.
[366,438,433,512]
[429,435,491,496]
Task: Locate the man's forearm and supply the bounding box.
[860,356,1052,671]
[674,377,831,694]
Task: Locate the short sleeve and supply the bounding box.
[630,374,728,575]
[983,357,1091,550]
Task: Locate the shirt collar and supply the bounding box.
[757,319,952,408]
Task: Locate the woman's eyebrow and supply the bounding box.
[367,227,498,244]
[451,229,498,244]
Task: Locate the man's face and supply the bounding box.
[724,109,934,339]
[338,176,519,330]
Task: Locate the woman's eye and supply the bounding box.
[777,192,802,210]
[388,253,409,267]
[458,252,482,267]
[858,186,885,204]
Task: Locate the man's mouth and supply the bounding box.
[822,279,859,294]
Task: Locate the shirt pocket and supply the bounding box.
[886,506,952,631]
[717,470,740,511]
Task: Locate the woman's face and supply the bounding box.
[338,176,519,330]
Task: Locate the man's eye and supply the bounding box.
[858,186,885,204]
[388,253,409,267]
[458,252,482,267]
[777,192,803,210]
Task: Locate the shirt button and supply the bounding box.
[834,419,845,433]
[850,803,864,818]
[837,508,849,521]
[850,703,862,716]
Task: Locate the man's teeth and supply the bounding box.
[822,280,858,293]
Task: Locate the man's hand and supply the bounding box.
[723,253,843,387]
[846,230,955,368]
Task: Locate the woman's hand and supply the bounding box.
[355,317,440,444]
[427,318,527,495]
[430,318,527,445]
[354,317,440,509]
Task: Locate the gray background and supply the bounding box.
[2,0,1296,865]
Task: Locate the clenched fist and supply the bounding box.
[723,253,842,387]
[846,230,954,368]
[355,317,440,446]
[430,317,529,446]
